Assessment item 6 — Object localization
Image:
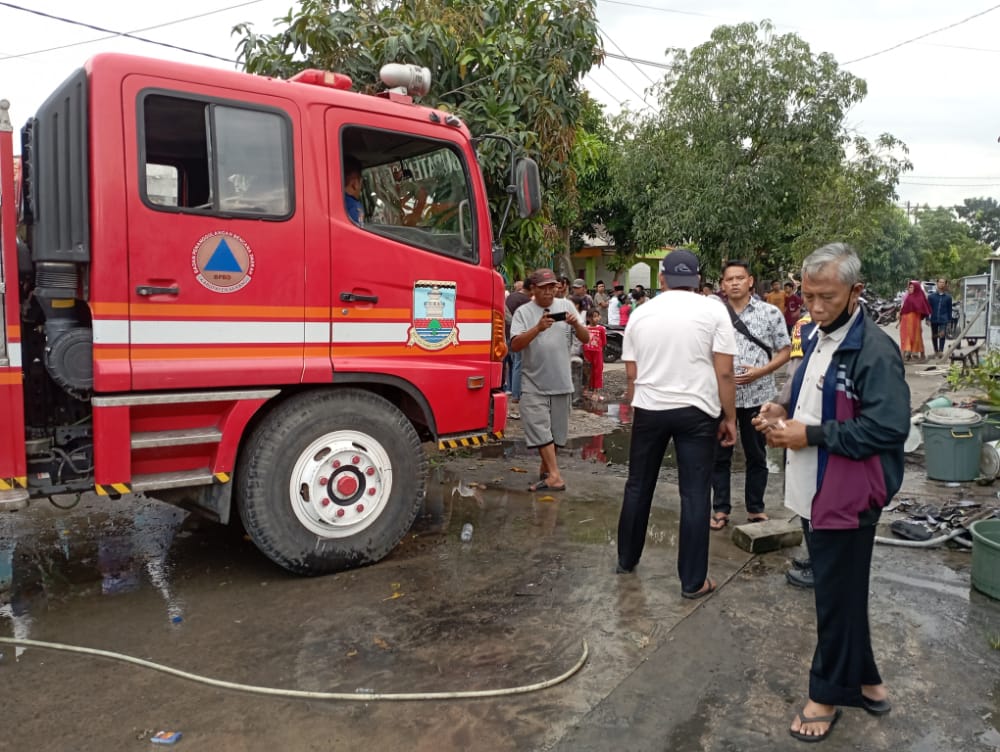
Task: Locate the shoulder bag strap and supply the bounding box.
[725,302,773,359]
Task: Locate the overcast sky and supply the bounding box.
[2,0,999,212]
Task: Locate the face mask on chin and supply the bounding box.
[818,288,859,333]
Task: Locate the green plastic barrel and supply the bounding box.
[970,519,1000,600]
[922,408,983,482]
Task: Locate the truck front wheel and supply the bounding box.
[236,389,427,575]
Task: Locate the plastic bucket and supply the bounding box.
[970,519,1000,600]
[922,408,983,482]
[973,403,1000,442]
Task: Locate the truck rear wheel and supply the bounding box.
[236,389,427,575]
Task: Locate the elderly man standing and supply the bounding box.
[616,249,738,598]
[510,268,590,492]
[754,243,909,743]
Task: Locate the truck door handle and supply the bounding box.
[340,292,379,304]
[136,285,180,296]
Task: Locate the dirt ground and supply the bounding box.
[1,338,999,751]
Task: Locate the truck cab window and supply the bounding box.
[140,93,293,219]
[342,127,476,262]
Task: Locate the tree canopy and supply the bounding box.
[914,206,991,282]
[956,197,1000,253]
[607,20,908,278]
[233,0,602,273]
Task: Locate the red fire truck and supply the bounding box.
[0,53,539,574]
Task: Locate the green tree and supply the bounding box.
[233,0,602,268]
[572,99,642,283]
[956,196,1000,252]
[615,20,902,273]
[855,206,919,296]
[915,207,991,281]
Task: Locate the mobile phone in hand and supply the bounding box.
[548,311,567,322]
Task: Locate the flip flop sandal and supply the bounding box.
[710,514,729,530]
[747,515,770,523]
[681,578,716,600]
[789,708,841,743]
[529,480,566,492]
[860,696,892,716]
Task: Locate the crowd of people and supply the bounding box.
[501,244,914,744]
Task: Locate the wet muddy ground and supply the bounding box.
[2,360,1000,751]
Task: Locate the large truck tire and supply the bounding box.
[235,389,427,575]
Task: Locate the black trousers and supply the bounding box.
[617,405,718,593]
[806,520,882,707]
[712,405,768,516]
[930,323,947,354]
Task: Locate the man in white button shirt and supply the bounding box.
[754,243,909,743]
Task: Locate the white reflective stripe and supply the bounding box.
[90,319,486,346]
[132,320,305,345]
[455,323,491,342]
[333,322,410,343]
[305,322,331,343]
[93,319,130,344]
[8,343,20,367]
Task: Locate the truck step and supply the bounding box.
[131,427,223,449]
[0,487,29,511]
[131,469,216,493]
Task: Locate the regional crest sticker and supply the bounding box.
[191,231,255,293]
[408,281,459,350]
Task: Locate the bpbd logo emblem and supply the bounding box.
[408,281,459,350]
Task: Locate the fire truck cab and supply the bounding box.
[0,54,540,574]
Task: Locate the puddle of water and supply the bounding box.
[416,465,679,549]
[0,500,266,650]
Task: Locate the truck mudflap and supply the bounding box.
[435,392,506,449]
[491,390,508,436]
[437,431,502,451]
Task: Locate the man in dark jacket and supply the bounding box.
[754,243,909,743]
[928,278,953,358]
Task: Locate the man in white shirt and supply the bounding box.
[615,249,738,599]
[607,284,625,326]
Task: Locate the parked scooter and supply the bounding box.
[604,326,624,362]
[946,303,961,340]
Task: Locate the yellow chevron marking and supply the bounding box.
[97,483,132,495]
[215,472,231,483]
[0,479,12,491]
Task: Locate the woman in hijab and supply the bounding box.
[899,280,931,361]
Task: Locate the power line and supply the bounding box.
[585,73,629,109]
[599,26,657,85]
[0,1,256,64]
[598,0,718,18]
[844,3,1000,65]
[599,60,656,110]
[604,51,672,70]
[0,0,264,61]
[900,181,1000,187]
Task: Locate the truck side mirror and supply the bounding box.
[515,158,541,219]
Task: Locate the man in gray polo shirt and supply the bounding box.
[510,268,591,492]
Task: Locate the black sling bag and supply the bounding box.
[725,303,773,360]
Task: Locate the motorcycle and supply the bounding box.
[946,303,961,340]
[604,326,624,363]
[861,293,899,326]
